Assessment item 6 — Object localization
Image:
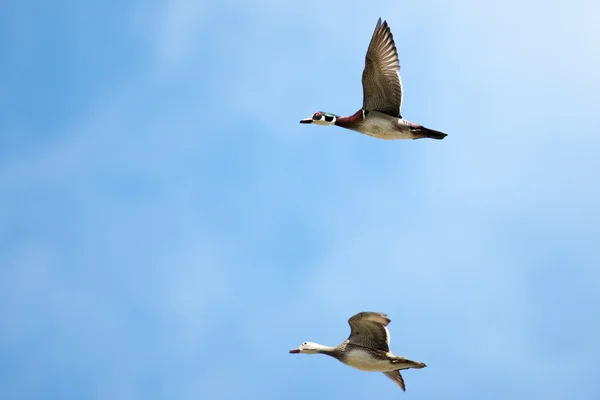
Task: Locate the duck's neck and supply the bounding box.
[314,343,344,360]
[335,109,364,129]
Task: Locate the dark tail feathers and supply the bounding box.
[413,126,447,140]
[391,357,427,369]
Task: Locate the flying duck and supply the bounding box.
[300,18,447,140]
[289,312,426,391]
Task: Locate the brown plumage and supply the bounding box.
[347,311,391,352]
[383,370,407,391]
[289,311,427,392]
[362,18,404,118]
[299,18,447,140]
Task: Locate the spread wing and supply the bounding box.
[347,312,391,352]
[383,371,406,391]
[361,18,403,117]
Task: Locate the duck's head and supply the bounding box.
[289,341,322,354]
[300,112,337,126]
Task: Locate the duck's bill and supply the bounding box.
[289,348,300,354]
[299,118,312,124]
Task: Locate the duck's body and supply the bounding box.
[300,18,447,141]
[342,343,424,372]
[289,312,426,392]
[332,110,447,140]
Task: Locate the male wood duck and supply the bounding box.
[289,312,426,392]
[300,18,447,140]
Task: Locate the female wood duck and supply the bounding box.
[300,18,447,140]
[289,312,426,392]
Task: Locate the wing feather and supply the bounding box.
[361,18,403,117]
[383,371,406,391]
[347,312,391,352]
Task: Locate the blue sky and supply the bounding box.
[1,0,599,399]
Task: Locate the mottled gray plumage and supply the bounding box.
[362,18,403,117]
[347,311,391,352]
[383,370,407,391]
[289,311,427,392]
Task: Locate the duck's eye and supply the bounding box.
[313,113,322,120]
[324,115,334,122]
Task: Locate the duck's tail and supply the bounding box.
[383,358,427,391]
[390,356,427,370]
[412,126,447,140]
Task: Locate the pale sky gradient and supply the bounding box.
[1,1,599,399]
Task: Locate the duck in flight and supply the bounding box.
[289,312,426,392]
[300,18,447,140]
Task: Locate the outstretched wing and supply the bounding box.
[361,18,403,117]
[347,311,391,352]
[383,370,406,391]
